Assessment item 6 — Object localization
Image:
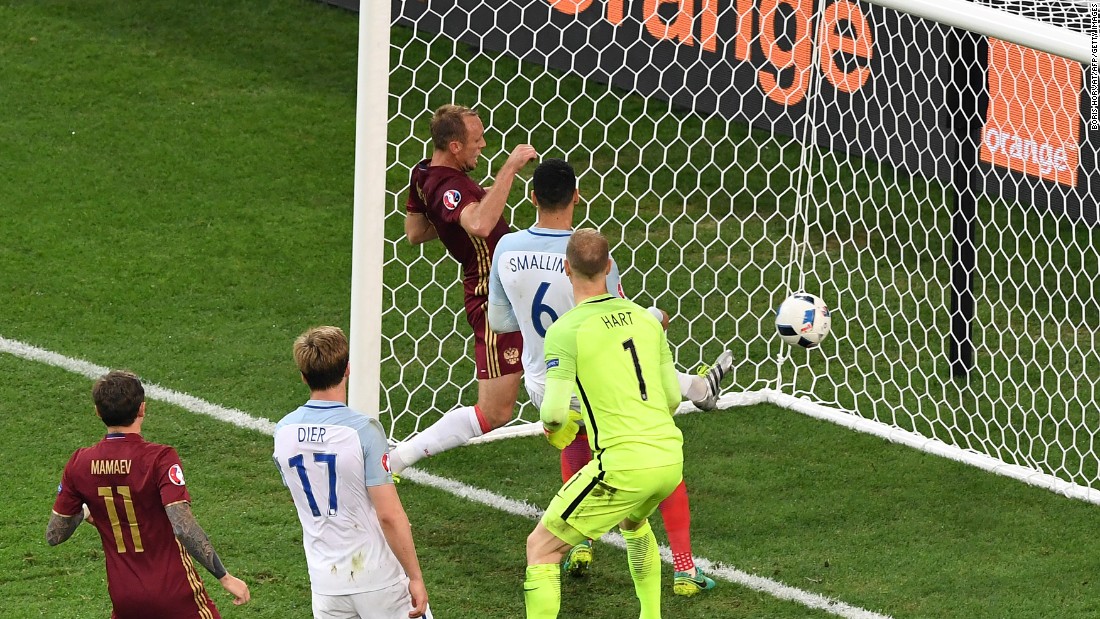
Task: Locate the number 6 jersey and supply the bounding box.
[488,226,622,397]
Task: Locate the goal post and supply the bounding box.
[347,1,391,418]
[868,0,1092,63]
[353,0,1100,498]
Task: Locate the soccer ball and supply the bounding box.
[775,293,831,348]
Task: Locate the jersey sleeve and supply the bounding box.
[543,320,578,383]
[271,456,288,487]
[607,256,625,298]
[52,451,84,517]
[488,239,521,333]
[354,417,394,487]
[542,321,579,427]
[406,163,428,215]
[156,447,192,507]
[433,176,482,225]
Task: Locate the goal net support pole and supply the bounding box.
[348,1,390,418]
[867,0,1092,63]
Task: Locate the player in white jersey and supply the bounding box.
[489,226,621,408]
[487,158,731,595]
[274,326,431,619]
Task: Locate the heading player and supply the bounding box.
[524,228,683,619]
[274,326,430,618]
[47,370,250,619]
[488,158,727,594]
[389,104,539,475]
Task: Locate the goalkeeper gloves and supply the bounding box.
[543,411,583,450]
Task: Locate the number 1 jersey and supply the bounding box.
[273,401,404,595]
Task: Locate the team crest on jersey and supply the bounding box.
[381,452,391,473]
[504,347,520,365]
[442,189,462,211]
[168,464,186,486]
[57,483,63,495]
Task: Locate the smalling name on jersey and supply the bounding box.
[508,253,565,273]
[91,459,132,475]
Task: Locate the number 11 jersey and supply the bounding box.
[53,433,220,619]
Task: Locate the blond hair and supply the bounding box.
[566,228,610,280]
[293,326,349,390]
[430,104,480,150]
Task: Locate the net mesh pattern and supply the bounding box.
[381,0,1100,488]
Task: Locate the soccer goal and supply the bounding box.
[349,0,1100,501]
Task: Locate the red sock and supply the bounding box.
[560,432,591,483]
[658,480,695,573]
[473,405,493,434]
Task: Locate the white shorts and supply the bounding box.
[312,578,432,619]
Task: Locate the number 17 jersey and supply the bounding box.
[273,401,403,595]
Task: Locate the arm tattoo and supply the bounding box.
[165,503,227,579]
[45,511,83,546]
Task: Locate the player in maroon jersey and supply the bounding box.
[46,370,250,619]
[388,104,538,474]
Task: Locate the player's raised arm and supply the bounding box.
[459,144,538,238]
[165,502,251,606]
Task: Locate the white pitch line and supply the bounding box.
[0,336,276,435]
[1,335,892,619]
[403,469,892,619]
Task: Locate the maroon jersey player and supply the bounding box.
[388,104,538,475]
[46,370,250,619]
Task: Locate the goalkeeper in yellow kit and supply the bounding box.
[523,228,683,619]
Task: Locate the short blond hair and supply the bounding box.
[293,326,349,390]
[566,228,610,280]
[430,104,479,150]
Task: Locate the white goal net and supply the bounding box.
[374,0,1100,498]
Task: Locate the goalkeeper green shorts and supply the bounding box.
[542,460,683,546]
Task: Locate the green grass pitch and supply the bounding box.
[3,1,1100,617]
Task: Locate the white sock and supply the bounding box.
[390,406,483,474]
[678,372,708,402]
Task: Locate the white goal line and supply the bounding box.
[0,334,892,619]
[479,387,1100,506]
[756,388,1100,506]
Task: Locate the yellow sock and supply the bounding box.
[623,519,662,619]
[523,562,561,619]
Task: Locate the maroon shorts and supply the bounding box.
[467,301,523,380]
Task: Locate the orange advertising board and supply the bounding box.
[981,38,1081,186]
